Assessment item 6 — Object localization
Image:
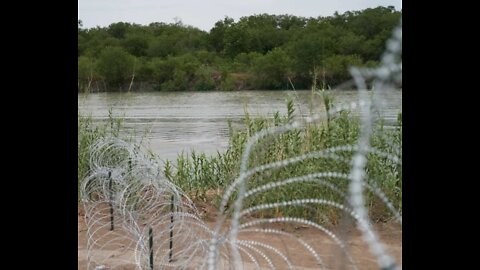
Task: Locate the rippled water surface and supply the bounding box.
[78,90,401,161]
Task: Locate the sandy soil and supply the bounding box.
[78,205,401,270]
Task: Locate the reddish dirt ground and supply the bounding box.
[78,205,401,270]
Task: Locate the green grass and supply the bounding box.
[165,92,402,224]
[78,92,402,224]
[78,109,124,198]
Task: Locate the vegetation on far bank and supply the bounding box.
[78,6,401,92]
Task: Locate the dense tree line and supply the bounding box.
[78,6,401,92]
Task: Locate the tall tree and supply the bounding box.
[96,47,135,88]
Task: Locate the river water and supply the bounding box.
[78,90,401,162]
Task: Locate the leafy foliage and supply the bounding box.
[78,6,401,91]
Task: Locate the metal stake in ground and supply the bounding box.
[149,227,154,270]
[169,195,174,262]
[108,171,114,231]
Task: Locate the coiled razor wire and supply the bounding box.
[80,20,402,270]
[207,19,402,270]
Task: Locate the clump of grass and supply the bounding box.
[165,92,402,224]
[78,109,124,198]
[78,93,401,224]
